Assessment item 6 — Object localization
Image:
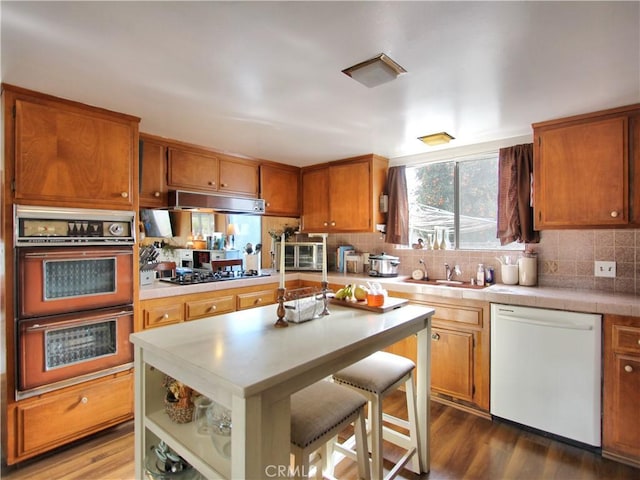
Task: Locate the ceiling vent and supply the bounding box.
[342,53,407,88]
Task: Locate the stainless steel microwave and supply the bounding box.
[275,242,323,271]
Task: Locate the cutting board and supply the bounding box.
[330,296,408,313]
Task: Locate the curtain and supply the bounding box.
[497,143,540,245]
[385,166,409,245]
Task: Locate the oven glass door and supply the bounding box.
[18,247,133,318]
[19,307,133,392]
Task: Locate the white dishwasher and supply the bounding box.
[490,304,601,446]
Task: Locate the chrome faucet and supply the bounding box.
[444,263,462,281]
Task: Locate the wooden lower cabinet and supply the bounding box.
[387,293,490,415]
[139,281,291,331]
[8,371,133,463]
[603,314,640,467]
[186,295,235,320]
[236,289,277,310]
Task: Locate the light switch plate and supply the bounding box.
[594,261,616,278]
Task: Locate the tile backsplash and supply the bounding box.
[321,229,639,295]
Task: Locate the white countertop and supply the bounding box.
[130,301,434,399]
[139,271,640,317]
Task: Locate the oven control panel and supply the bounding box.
[15,205,135,245]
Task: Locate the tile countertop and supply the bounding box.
[139,271,640,317]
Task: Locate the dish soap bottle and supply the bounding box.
[476,264,486,287]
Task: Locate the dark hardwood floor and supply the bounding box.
[2,391,638,479]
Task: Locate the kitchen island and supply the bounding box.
[130,300,434,479]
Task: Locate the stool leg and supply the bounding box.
[354,409,371,480]
[370,396,384,480]
[405,376,421,474]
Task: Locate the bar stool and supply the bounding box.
[290,380,371,480]
[333,351,421,480]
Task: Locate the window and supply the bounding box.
[406,153,520,250]
[191,212,216,238]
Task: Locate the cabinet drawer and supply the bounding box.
[16,374,133,456]
[613,324,640,354]
[237,289,276,310]
[432,304,482,327]
[186,295,235,320]
[143,303,184,329]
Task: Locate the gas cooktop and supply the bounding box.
[160,271,271,285]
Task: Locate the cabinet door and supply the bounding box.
[329,161,372,231]
[140,138,167,208]
[15,99,136,208]
[604,354,640,456]
[219,156,259,196]
[142,299,184,329]
[167,148,219,192]
[301,167,330,231]
[237,289,277,310]
[535,115,628,228]
[15,373,133,458]
[260,164,300,216]
[430,327,474,402]
[186,295,235,320]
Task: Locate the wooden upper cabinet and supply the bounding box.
[139,135,167,208]
[9,87,139,209]
[219,155,259,196]
[301,154,388,233]
[166,146,258,197]
[533,104,640,229]
[260,163,300,216]
[167,147,219,192]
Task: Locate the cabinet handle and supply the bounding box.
[153,191,160,198]
[208,181,216,186]
[120,192,129,198]
[80,396,88,404]
[255,298,263,304]
[266,202,271,207]
[637,339,640,345]
[163,313,169,319]
[624,365,633,373]
[330,221,336,227]
[221,183,228,187]
[610,211,619,218]
[210,305,217,311]
[323,222,328,227]
[431,333,440,341]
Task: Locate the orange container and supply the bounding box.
[367,294,385,307]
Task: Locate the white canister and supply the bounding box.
[518,256,537,286]
[501,264,519,285]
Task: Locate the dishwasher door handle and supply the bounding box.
[498,314,594,331]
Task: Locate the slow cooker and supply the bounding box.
[368,253,400,277]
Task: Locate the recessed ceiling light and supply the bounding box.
[417,132,455,146]
[342,53,407,88]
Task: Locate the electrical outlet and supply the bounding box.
[594,261,616,278]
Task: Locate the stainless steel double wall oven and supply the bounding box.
[14,205,136,399]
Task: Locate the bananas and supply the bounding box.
[334,284,368,302]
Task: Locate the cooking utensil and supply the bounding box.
[368,253,400,277]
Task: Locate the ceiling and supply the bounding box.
[2,1,639,167]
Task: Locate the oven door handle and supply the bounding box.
[23,250,133,259]
[24,310,132,332]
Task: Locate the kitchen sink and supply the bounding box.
[404,278,488,289]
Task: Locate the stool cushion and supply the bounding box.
[333,351,415,394]
[291,380,366,449]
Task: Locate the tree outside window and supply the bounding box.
[407,154,520,250]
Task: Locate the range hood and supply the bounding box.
[168,190,265,214]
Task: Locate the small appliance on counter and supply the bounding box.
[368,253,400,277]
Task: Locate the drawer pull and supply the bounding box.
[610,210,619,218]
[255,298,263,304]
[431,333,440,341]
[163,313,169,319]
[624,365,633,373]
[637,339,640,345]
[154,191,160,198]
[210,305,217,311]
[121,192,129,198]
[81,396,88,404]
